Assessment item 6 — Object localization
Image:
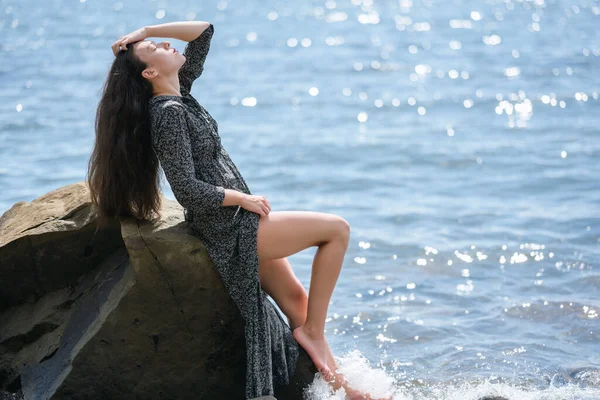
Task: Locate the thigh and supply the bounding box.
[259,256,306,304]
[256,210,349,262]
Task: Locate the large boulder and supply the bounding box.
[0,182,315,400]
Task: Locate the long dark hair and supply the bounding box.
[87,40,162,229]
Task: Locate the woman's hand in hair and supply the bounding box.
[240,194,271,217]
[112,26,149,56]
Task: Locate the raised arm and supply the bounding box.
[152,103,225,213]
[145,21,211,44]
[145,21,215,96]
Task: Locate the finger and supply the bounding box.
[113,40,124,55]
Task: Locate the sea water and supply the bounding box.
[0,0,598,399]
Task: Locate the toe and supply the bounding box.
[319,367,332,380]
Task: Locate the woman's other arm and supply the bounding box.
[153,103,226,212]
[222,189,245,207]
[152,104,271,215]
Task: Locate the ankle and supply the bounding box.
[301,323,324,339]
[288,315,307,331]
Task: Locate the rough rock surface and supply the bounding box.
[0,182,315,400]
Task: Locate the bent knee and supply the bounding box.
[334,216,350,242]
[290,286,308,304]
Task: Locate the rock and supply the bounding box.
[0,182,124,392]
[0,182,315,399]
[0,182,123,314]
[0,392,23,400]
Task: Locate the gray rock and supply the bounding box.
[0,392,23,400]
[0,182,124,314]
[0,182,124,391]
[0,182,315,399]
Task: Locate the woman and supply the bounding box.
[87,20,381,400]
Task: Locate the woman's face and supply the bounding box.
[134,40,184,80]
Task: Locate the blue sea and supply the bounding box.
[1,0,598,398]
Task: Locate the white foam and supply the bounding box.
[302,350,600,400]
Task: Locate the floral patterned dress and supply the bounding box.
[148,23,299,399]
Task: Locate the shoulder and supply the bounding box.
[149,97,186,113]
[149,97,190,126]
[148,100,193,148]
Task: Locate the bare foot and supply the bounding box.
[325,356,391,400]
[320,340,376,398]
[322,337,345,391]
[307,335,392,400]
[323,336,339,374]
[346,386,370,400]
[293,325,334,381]
[345,386,392,400]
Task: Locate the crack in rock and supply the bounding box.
[135,221,201,348]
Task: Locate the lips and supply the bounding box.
[172,48,177,53]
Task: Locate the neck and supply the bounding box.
[152,76,182,97]
[153,90,182,97]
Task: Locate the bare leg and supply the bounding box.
[257,233,387,399]
[292,232,348,380]
[257,211,350,380]
[258,256,308,331]
[258,257,339,371]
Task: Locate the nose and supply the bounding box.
[163,41,170,49]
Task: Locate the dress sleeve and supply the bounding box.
[178,23,214,96]
[152,103,226,212]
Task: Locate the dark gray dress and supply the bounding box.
[148,24,299,399]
